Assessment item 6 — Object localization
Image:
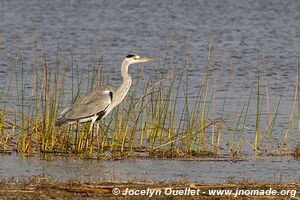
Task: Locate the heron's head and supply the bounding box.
[125,54,157,64]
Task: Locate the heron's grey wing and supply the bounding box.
[64,85,114,120]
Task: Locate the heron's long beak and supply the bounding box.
[140,57,158,62]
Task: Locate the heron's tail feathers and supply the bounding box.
[55,117,67,126]
[55,107,71,126]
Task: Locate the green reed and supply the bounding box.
[254,63,261,153]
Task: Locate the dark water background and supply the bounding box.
[0,0,299,183]
[1,0,299,89]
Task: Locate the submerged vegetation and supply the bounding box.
[0,39,299,159]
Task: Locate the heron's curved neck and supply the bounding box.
[113,60,132,107]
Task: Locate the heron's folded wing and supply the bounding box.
[64,86,113,120]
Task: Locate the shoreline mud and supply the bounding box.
[0,178,298,199]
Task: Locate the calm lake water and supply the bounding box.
[0,0,299,183]
[0,154,299,183]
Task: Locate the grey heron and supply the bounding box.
[55,54,157,134]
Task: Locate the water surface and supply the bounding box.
[0,154,299,183]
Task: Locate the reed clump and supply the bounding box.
[291,145,300,158]
[0,40,299,159]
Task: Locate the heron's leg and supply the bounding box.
[75,122,79,146]
[96,122,100,147]
[86,117,97,151]
[88,121,94,135]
